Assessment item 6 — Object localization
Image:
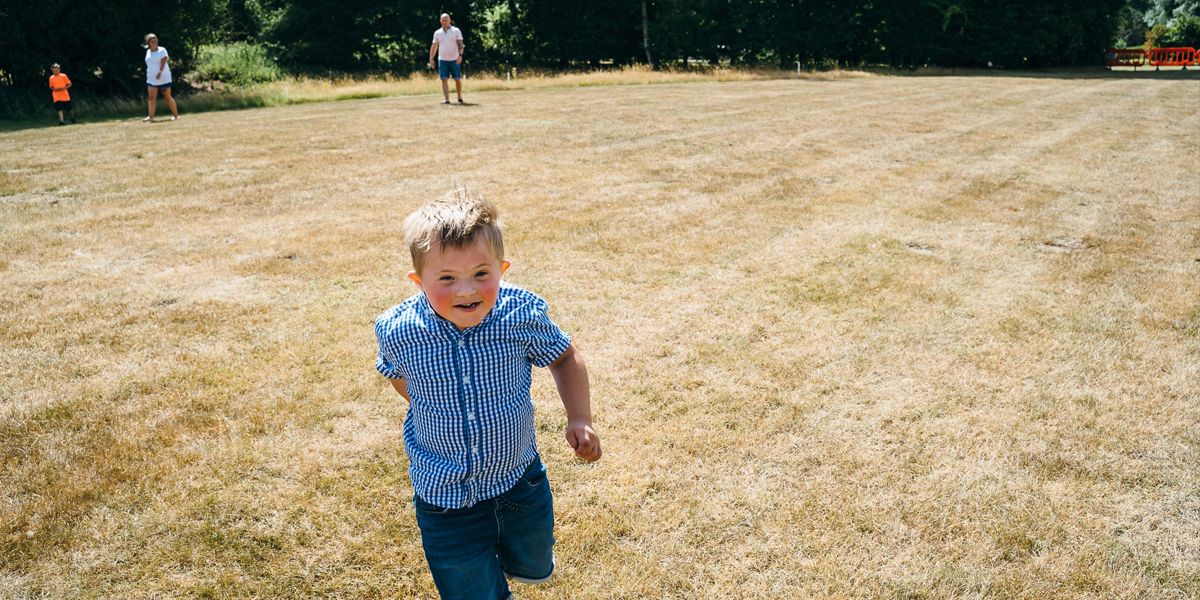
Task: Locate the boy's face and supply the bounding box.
[409,237,509,331]
[51,66,60,74]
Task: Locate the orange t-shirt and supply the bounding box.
[49,73,71,102]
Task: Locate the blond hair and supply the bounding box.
[404,188,504,275]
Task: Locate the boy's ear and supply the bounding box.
[407,270,423,290]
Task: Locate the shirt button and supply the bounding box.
[458,339,464,347]
[462,376,469,384]
[467,413,475,420]
[472,447,479,454]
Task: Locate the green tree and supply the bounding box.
[514,0,641,67]
[1167,13,1200,45]
[1144,0,1199,25]
[0,0,221,94]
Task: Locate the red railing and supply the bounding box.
[1106,49,1148,68]
[1147,47,1196,67]
[1106,47,1195,69]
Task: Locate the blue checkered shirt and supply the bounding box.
[374,282,572,509]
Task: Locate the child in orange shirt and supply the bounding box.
[48,64,75,126]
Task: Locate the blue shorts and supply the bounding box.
[148,82,172,91]
[439,59,462,80]
[413,455,555,599]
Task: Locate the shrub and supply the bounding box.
[193,43,283,87]
[1145,23,1172,48]
[1168,15,1200,47]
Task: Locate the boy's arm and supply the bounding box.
[389,377,410,402]
[547,343,601,462]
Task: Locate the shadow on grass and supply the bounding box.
[0,91,286,133]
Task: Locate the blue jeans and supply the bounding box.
[413,455,555,600]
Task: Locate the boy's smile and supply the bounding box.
[409,237,509,331]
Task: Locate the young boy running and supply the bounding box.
[375,189,601,600]
[48,64,75,125]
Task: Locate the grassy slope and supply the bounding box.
[1,76,1198,599]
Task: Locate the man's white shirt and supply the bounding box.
[433,26,463,61]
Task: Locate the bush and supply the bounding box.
[1168,15,1200,47]
[1145,23,1172,48]
[193,43,283,87]
[0,84,47,120]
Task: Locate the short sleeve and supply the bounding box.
[374,318,405,379]
[518,297,572,368]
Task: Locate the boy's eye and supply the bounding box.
[439,276,454,282]
[475,270,489,278]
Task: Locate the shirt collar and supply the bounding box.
[417,292,500,338]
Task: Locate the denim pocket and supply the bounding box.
[413,494,452,516]
[518,457,547,490]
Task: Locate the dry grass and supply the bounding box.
[4,68,857,127]
[1,75,1198,599]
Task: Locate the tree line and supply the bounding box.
[3,0,1193,96]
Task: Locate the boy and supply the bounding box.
[374,189,601,600]
[48,64,75,125]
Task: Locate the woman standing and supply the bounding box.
[144,33,179,122]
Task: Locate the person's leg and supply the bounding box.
[161,87,179,118]
[413,494,512,600]
[57,109,64,124]
[495,456,556,584]
[146,87,158,121]
[69,109,75,124]
[449,62,463,102]
[438,60,452,102]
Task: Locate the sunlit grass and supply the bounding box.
[4,67,866,128]
[1,76,1197,599]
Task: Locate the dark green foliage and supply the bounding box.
[872,0,1126,69]
[1167,14,1200,46]
[0,0,1153,120]
[647,0,748,65]
[262,0,422,73]
[506,0,642,68]
[1115,5,1148,47]
[0,0,221,95]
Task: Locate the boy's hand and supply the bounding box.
[566,420,601,462]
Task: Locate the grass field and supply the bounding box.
[2,74,1198,599]
[0,67,816,127]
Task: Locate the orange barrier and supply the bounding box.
[1106,49,1148,68]
[1107,47,1196,69]
[1147,47,1196,68]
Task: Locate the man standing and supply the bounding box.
[430,13,465,104]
